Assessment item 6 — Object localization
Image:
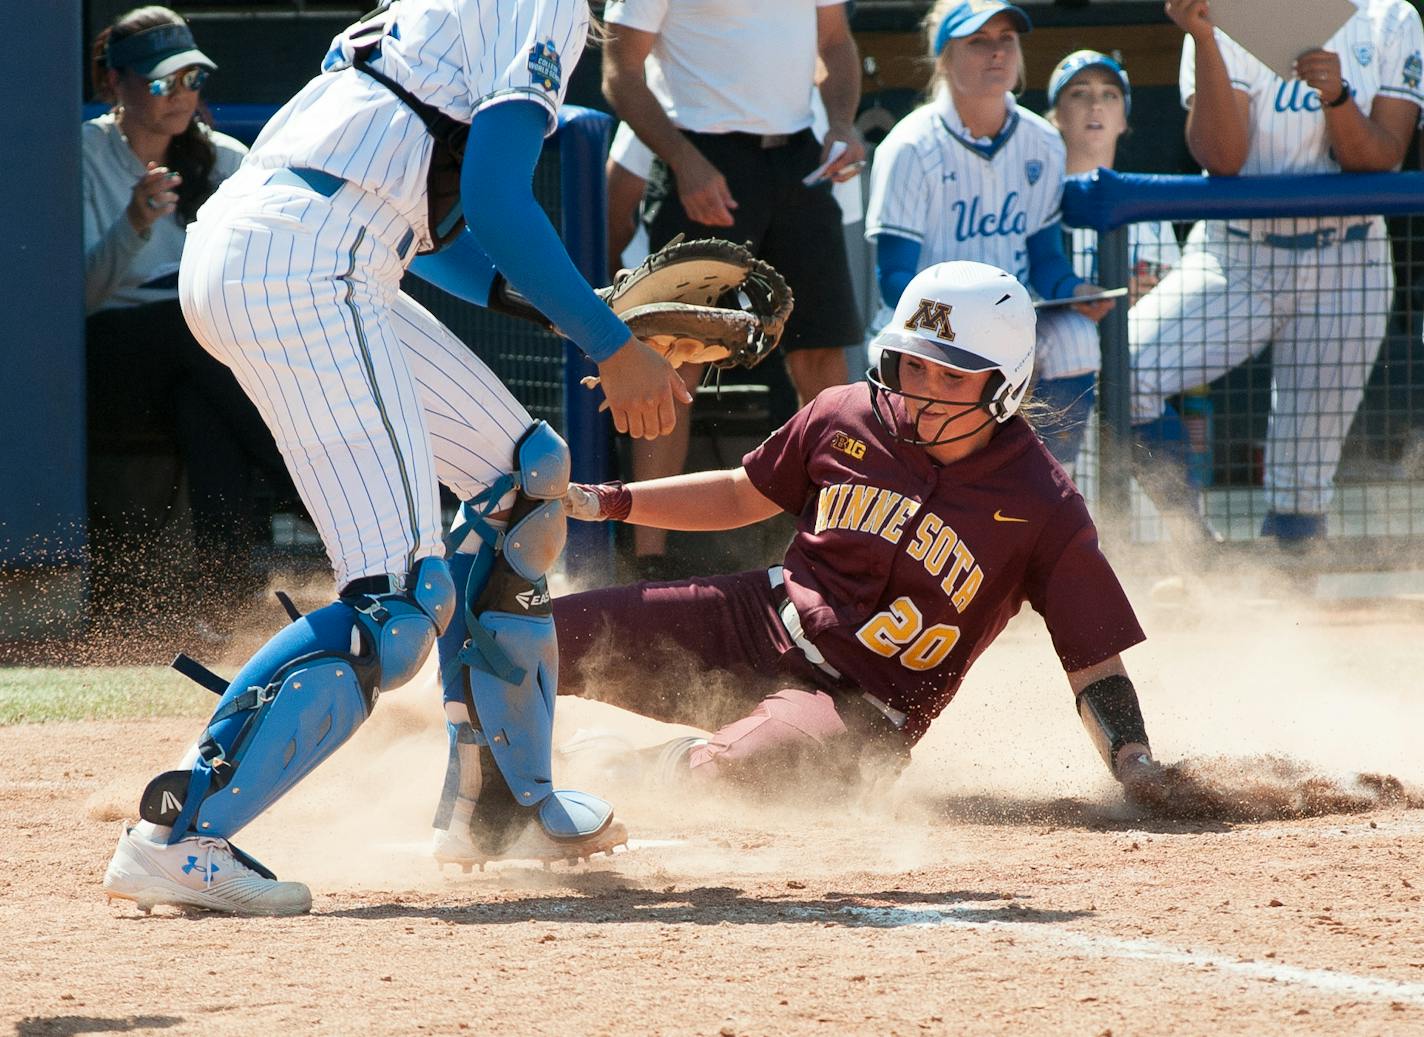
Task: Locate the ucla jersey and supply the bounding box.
[1181,0,1424,178]
[247,0,587,249]
[865,87,1065,285]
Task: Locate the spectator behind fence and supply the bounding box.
[1046,51,1183,306]
[85,6,288,622]
[602,0,867,580]
[1129,0,1424,549]
[864,0,1117,481]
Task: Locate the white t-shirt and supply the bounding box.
[604,0,846,135]
[865,88,1065,285]
[83,113,246,314]
[1181,0,1424,176]
[245,0,587,249]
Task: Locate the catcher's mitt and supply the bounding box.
[596,236,793,370]
[489,236,793,371]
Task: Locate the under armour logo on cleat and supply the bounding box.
[181,857,218,878]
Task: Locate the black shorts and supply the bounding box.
[643,128,864,354]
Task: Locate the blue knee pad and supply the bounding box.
[1036,373,1097,469]
[438,421,613,844]
[141,557,455,843]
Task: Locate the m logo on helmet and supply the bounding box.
[904,299,955,341]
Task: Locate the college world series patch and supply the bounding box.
[528,39,561,92]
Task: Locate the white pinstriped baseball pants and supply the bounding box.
[179,167,531,588]
[1033,306,1101,381]
[1129,218,1392,516]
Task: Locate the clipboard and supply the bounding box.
[1033,287,1127,310]
[1207,0,1355,81]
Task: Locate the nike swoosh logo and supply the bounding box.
[993,510,1029,523]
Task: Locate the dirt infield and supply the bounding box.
[4,596,1424,1036]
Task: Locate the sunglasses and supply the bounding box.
[147,67,210,96]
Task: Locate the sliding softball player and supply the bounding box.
[553,262,1166,806]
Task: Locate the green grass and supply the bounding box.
[0,666,210,725]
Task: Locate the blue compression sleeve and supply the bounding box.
[1026,222,1082,301]
[406,228,498,307]
[874,233,922,309]
[459,100,630,362]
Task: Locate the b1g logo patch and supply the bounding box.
[1405,51,1423,91]
[830,432,867,460]
[528,39,561,92]
[903,298,955,341]
[1025,159,1043,186]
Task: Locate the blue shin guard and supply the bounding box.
[437,422,615,851]
[141,557,455,843]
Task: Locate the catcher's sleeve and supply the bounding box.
[461,101,631,362]
[406,227,497,307]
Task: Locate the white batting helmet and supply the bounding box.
[869,261,1037,433]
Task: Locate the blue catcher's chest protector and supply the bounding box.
[140,558,455,843]
[437,421,614,847]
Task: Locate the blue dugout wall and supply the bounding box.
[0,3,87,638]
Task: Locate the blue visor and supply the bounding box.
[933,1,1033,56]
[106,22,216,80]
[1047,50,1131,114]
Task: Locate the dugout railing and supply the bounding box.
[1063,169,1424,561]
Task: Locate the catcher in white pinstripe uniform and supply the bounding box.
[865,0,1117,479]
[102,0,689,916]
[1131,0,1423,546]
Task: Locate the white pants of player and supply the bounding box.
[178,166,532,588]
[1033,306,1101,381]
[1129,219,1391,516]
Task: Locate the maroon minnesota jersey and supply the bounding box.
[742,383,1145,743]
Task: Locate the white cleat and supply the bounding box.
[103,824,311,917]
[432,817,630,874]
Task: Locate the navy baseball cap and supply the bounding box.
[1048,50,1132,115]
[106,22,216,79]
[932,1,1032,56]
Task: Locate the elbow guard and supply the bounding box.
[1075,674,1150,776]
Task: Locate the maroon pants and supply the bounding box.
[555,570,905,788]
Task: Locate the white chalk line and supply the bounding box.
[794,903,1424,1005]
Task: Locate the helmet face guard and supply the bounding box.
[867,331,1030,447]
[868,349,1010,448]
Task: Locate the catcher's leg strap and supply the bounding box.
[438,421,614,842]
[141,557,455,843]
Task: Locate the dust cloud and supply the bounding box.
[84,550,1424,890]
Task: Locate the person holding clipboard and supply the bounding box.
[1129,0,1423,549]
